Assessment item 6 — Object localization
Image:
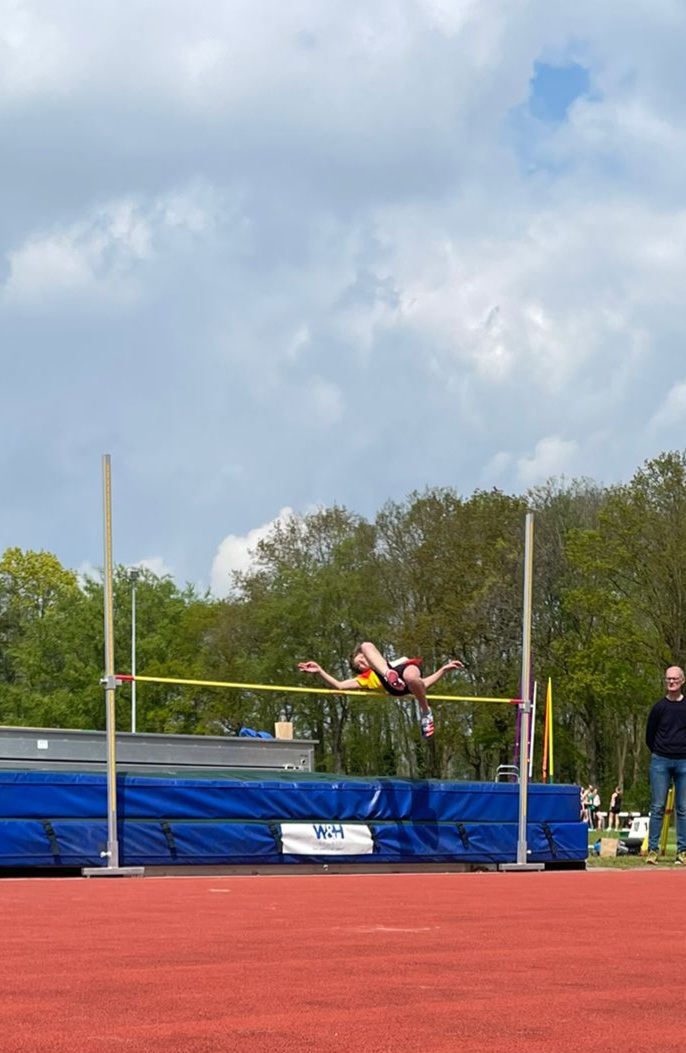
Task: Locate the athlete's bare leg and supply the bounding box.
[402,664,431,716]
[359,642,394,678]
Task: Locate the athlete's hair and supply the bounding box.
[349,645,364,672]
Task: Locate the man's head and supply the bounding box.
[349,647,369,673]
[665,666,685,696]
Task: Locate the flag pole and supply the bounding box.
[547,677,554,785]
[528,680,537,779]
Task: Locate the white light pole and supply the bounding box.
[128,568,140,733]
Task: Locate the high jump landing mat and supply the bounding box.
[0,769,586,870]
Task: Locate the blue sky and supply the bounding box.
[529,62,590,123]
[1,0,685,594]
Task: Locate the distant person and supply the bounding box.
[298,641,464,739]
[592,787,602,829]
[608,786,623,831]
[645,666,686,865]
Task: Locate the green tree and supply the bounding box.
[107,567,220,735]
[0,547,97,726]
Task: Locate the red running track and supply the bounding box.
[2,870,686,1053]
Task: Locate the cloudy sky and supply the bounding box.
[1,0,684,595]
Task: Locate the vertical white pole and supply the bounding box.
[515,511,534,865]
[83,458,144,877]
[131,579,137,734]
[102,454,120,869]
[529,680,538,779]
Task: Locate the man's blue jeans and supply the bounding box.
[649,753,686,852]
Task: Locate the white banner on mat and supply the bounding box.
[280,822,374,855]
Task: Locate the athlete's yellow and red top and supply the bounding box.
[355,658,422,695]
[355,668,384,691]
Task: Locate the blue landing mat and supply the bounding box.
[0,770,586,868]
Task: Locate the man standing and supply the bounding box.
[645,666,686,865]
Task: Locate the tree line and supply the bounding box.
[3,450,686,812]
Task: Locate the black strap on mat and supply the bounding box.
[40,819,61,860]
[269,822,283,852]
[456,823,470,849]
[160,820,177,859]
[542,822,558,858]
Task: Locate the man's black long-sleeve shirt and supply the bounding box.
[646,696,686,758]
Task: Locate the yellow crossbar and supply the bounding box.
[117,673,517,704]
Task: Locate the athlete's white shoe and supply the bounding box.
[420,709,435,739]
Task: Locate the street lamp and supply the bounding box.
[128,568,141,733]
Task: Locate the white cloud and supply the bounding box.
[2,183,222,308]
[482,451,513,482]
[382,200,686,414]
[134,556,175,579]
[648,381,686,431]
[0,7,71,98]
[76,556,174,584]
[210,508,294,598]
[76,560,100,588]
[307,378,344,424]
[285,324,312,363]
[517,436,579,486]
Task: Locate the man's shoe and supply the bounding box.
[420,709,435,739]
[675,852,686,866]
[645,849,660,865]
[385,669,405,691]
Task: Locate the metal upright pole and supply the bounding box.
[132,582,136,734]
[500,511,543,871]
[517,514,534,863]
[102,454,119,867]
[82,456,143,877]
[129,569,139,734]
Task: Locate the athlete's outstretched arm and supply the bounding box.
[422,659,464,690]
[298,661,360,691]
